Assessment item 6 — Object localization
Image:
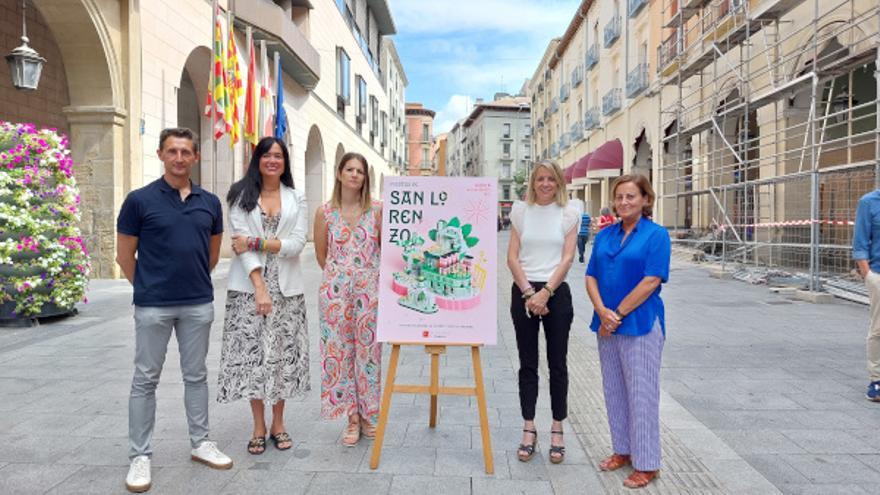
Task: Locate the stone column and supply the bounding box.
[64,105,128,279]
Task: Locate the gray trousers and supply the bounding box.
[129,303,214,459]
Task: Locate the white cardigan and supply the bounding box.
[226,186,308,296]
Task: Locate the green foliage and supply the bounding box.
[428,229,437,241]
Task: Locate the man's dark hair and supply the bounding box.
[159,127,198,152]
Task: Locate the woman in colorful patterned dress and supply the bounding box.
[314,152,382,447]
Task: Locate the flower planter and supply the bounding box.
[0,263,43,277]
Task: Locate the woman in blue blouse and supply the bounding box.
[585,174,670,489]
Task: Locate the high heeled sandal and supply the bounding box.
[599,453,631,471]
[623,470,659,489]
[517,429,538,462]
[549,430,565,464]
[342,421,360,447]
[360,419,376,439]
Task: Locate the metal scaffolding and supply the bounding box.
[657,0,880,298]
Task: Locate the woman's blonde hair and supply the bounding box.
[331,152,372,212]
[526,160,568,206]
[611,174,655,217]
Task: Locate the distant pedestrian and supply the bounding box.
[853,190,880,402]
[585,174,670,489]
[314,152,382,446]
[597,206,615,231]
[116,128,231,493]
[217,137,310,455]
[577,210,592,263]
[507,160,578,464]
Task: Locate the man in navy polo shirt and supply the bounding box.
[116,128,231,493]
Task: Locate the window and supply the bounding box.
[336,47,350,115]
[502,123,511,138]
[503,186,510,200]
[502,143,511,156]
[380,110,387,146]
[524,124,531,138]
[422,148,429,166]
[356,75,367,132]
[502,163,511,178]
[422,123,430,141]
[370,95,379,144]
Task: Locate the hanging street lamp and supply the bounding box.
[6,0,46,91]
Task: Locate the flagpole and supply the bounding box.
[211,0,218,195]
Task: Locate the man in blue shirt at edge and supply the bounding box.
[577,211,592,263]
[853,189,880,402]
[116,128,232,493]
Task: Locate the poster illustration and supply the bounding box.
[378,176,498,345]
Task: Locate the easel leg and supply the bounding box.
[471,346,494,474]
[429,351,440,428]
[370,344,400,469]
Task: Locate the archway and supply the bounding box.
[631,128,653,184]
[304,126,324,240]
[334,143,346,172]
[178,47,210,185]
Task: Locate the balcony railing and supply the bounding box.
[560,83,570,102]
[657,30,682,71]
[560,132,571,150]
[584,107,601,130]
[550,97,559,114]
[585,44,599,70]
[626,63,649,98]
[570,120,583,140]
[604,15,621,48]
[628,0,648,18]
[550,141,559,157]
[571,65,584,87]
[602,88,622,116]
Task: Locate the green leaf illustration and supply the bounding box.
[465,236,479,248]
[428,229,437,241]
[461,224,472,237]
[448,217,461,228]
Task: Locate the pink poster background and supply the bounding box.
[378,176,498,345]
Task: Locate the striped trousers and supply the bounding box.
[596,319,664,471]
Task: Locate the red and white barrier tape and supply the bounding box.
[716,218,854,230]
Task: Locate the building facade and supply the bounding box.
[405,102,435,175]
[1,0,408,276]
[528,0,665,217]
[458,94,532,218]
[431,132,447,176]
[381,37,408,176]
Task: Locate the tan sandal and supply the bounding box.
[599,454,631,471]
[623,470,659,489]
[342,421,360,447]
[360,419,376,439]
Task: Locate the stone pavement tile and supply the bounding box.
[79,380,133,400]
[778,483,870,495]
[44,465,126,495]
[735,367,804,381]
[741,455,811,486]
[713,430,807,454]
[16,393,98,415]
[284,441,368,473]
[403,423,472,449]
[6,412,94,437]
[0,408,33,434]
[545,464,604,495]
[783,410,868,429]
[435,447,509,479]
[782,454,880,484]
[483,391,520,408]
[437,405,501,426]
[779,429,880,454]
[720,410,808,429]
[471,477,553,494]
[701,458,783,495]
[783,391,868,411]
[725,393,805,411]
[0,377,46,395]
[0,463,83,495]
[669,427,742,461]
[471,425,525,454]
[70,414,128,438]
[145,465,238,495]
[495,406,553,428]
[357,446,436,475]
[305,471,392,494]
[388,474,471,495]
[787,378,858,395]
[0,434,91,463]
[506,450,549,480]
[220,469,314,494]
[55,437,130,466]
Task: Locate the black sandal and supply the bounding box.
[270,431,292,451]
[517,429,538,462]
[247,436,266,455]
[549,430,565,464]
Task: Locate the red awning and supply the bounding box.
[572,153,592,179]
[564,165,574,184]
[588,139,623,171]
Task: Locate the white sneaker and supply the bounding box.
[125,455,151,493]
[190,440,233,470]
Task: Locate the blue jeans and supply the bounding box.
[577,234,590,261]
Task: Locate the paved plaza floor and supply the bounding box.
[0,231,878,494]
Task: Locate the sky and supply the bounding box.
[387,0,582,134]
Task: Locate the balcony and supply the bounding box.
[550,97,559,114]
[570,120,583,140]
[585,44,599,70]
[560,132,571,150]
[604,15,621,48]
[560,83,570,102]
[657,30,682,77]
[602,88,622,116]
[233,0,320,90]
[626,63,649,98]
[584,107,601,130]
[571,65,584,87]
[550,141,559,157]
[628,0,648,18]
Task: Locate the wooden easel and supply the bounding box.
[369,342,494,474]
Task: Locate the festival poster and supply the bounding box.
[378,176,498,345]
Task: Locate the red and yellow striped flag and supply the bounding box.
[203,4,229,140]
[226,18,243,148]
[243,28,259,147]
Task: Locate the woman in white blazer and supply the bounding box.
[217,137,310,455]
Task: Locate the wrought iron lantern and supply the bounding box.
[6,1,45,91]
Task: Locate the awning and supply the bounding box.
[572,153,592,179]
[564,165,574,184]
[588,139,623,171]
